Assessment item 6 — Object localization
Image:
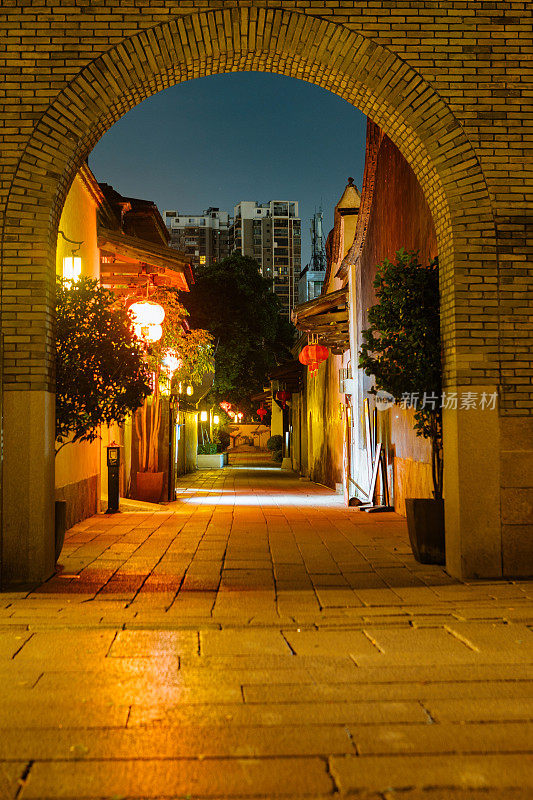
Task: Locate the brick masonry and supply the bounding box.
[0,1,530,409]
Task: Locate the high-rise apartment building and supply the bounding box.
[164,207,231,270]
[230,200,301,317]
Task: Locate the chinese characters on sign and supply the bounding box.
[374,390,498,411]
[398,392,498,411]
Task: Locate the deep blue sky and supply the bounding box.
[90,72,367,267]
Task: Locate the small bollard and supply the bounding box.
[106,443,121,514]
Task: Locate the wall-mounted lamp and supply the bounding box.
[59,230,84,284]
[62,255,82,283]
[186,385,193,396]
[213,414,220,425]
[200,411,208,422]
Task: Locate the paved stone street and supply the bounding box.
[1,465,532,799]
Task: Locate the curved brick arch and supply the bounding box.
[3,3,513,587]
[4,5,497,394]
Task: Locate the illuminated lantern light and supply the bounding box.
[213,414,220,425]
[186,385,193,396]
[162,350,182,374]
[62,256,82,283]
[257,405,267,422]
[129,301,165,326]
[276,390,291,409]
[200,411,208,422]
[220,401,232,413]
[134,322,163,343]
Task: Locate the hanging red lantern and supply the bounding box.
[257,405,267,422]
[220,401,232,414]
[298,347,314,366]
[299,342,329,372]
[276,389,291,409]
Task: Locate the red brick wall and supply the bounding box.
[358,122,438,511]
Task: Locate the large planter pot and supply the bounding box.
[405,498,445,565]
[55,500,67,563]
[136,471,164,503]
[197,453,226,470]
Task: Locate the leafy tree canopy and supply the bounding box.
[182,254,295,407]
[55,277,151,451]
[142,288,214,389]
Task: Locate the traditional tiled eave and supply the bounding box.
[291,287,349,355]
[98,227,193,296]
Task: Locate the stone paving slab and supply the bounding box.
[0,466,532,798]
[22,756,334,798]
[330,753,533,793]
[0,724,355,760]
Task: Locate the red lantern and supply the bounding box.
[257,405,267,422]
[276,389,291,409]
[299,343,329,373]
[298,347,314,366]
[220,401,232,414]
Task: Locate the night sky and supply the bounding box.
[90,72,367,267]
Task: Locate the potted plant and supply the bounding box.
[267,434,284,466]
[134,289,212,501]
[359,249,444,564]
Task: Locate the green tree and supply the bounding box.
[55,277,150,453]
[358,249,443,497]
[182,254,295,408]
[134,288,213,473]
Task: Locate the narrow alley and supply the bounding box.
[0,465,532,799]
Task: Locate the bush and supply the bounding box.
[55,276,150,453]
[272,449,283,463]
[197,442,218,455]
[218,430,230,451]
[267,434,283,452]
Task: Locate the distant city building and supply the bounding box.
[164,207,231,270]
[298,210,327,303]
[230,200,301,317]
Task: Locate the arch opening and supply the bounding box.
[1,5,503,588]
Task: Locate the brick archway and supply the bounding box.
[0,5,503,586]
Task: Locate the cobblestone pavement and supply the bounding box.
[1,465,532,799]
